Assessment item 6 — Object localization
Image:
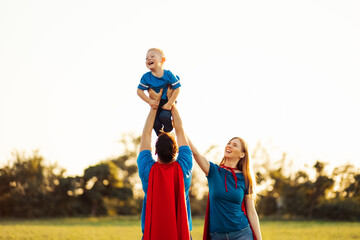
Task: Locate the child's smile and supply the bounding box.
[147,59,154,67]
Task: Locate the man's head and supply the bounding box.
[155,132,178,163]
[146,48,166,71]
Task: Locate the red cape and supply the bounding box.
[144,161,190,240]
[203,195,257,240]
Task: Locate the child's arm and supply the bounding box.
[162,87,180,110]
[137,88,159,109]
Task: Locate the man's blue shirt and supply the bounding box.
[138,70,181,99]
[207,162,249,233]
[137,145,193,233]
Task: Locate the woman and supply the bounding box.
[188,137,262,240]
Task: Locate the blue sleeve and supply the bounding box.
[207,161,218,179]
[137,150,155,187]
[176,146,193,178]
[166,70,181,90]
[138,74,150,90]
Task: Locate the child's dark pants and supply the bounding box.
[154,99,173,136]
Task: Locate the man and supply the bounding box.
[137,88,193,240]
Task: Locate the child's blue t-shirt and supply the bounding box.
[138,70,181,99]
[207,161,249,233]
[137,145,193,233]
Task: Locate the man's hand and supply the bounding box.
[149,88,162,102]
[162,86,174,110]
[162,102,172,110]
[166,86,174,99]
[148,89,163,109]
[148,99,159,109]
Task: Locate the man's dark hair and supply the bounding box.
[155,132,178,163]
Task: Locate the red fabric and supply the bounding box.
[203,166,257,240]
[144,162,190,240]
[203,195,211,240]
[218,165,238,192]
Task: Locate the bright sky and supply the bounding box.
[1,0,359,176]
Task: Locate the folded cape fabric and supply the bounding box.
[144,161,190,240]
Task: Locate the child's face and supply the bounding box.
[146,50,164,70]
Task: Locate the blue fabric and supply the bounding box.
[137,145,193,233]
[207,162,249,234]
[138,70,181,99]
[210,225,253,240]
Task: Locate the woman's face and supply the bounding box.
[224,138,243,160]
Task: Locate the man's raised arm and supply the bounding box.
[171,104,188,147]
[139,89,162,152]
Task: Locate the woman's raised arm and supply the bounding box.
[187,137,210,176]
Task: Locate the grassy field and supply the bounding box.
[0,216,359,240]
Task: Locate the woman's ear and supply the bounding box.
[162,57,166,63]
[239,152,245,159]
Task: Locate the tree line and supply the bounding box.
[0,134,359,220]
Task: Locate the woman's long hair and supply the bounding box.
[219,137,256,198]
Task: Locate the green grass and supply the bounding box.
[0,216,359,240]
[260,220,360,240]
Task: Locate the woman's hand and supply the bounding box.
[187,137,210,176]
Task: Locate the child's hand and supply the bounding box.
[162,103,172,110]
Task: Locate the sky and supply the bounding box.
[1,0,359,176]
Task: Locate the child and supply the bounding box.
[137,48,181,135]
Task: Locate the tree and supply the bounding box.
[112,133,141,196]
[344,174,360,198]
[306,161,334,218]
[81,161,135,216]
[332,164,357,198]
[0,150,66,217]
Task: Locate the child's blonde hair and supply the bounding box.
[147,48,165,58]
